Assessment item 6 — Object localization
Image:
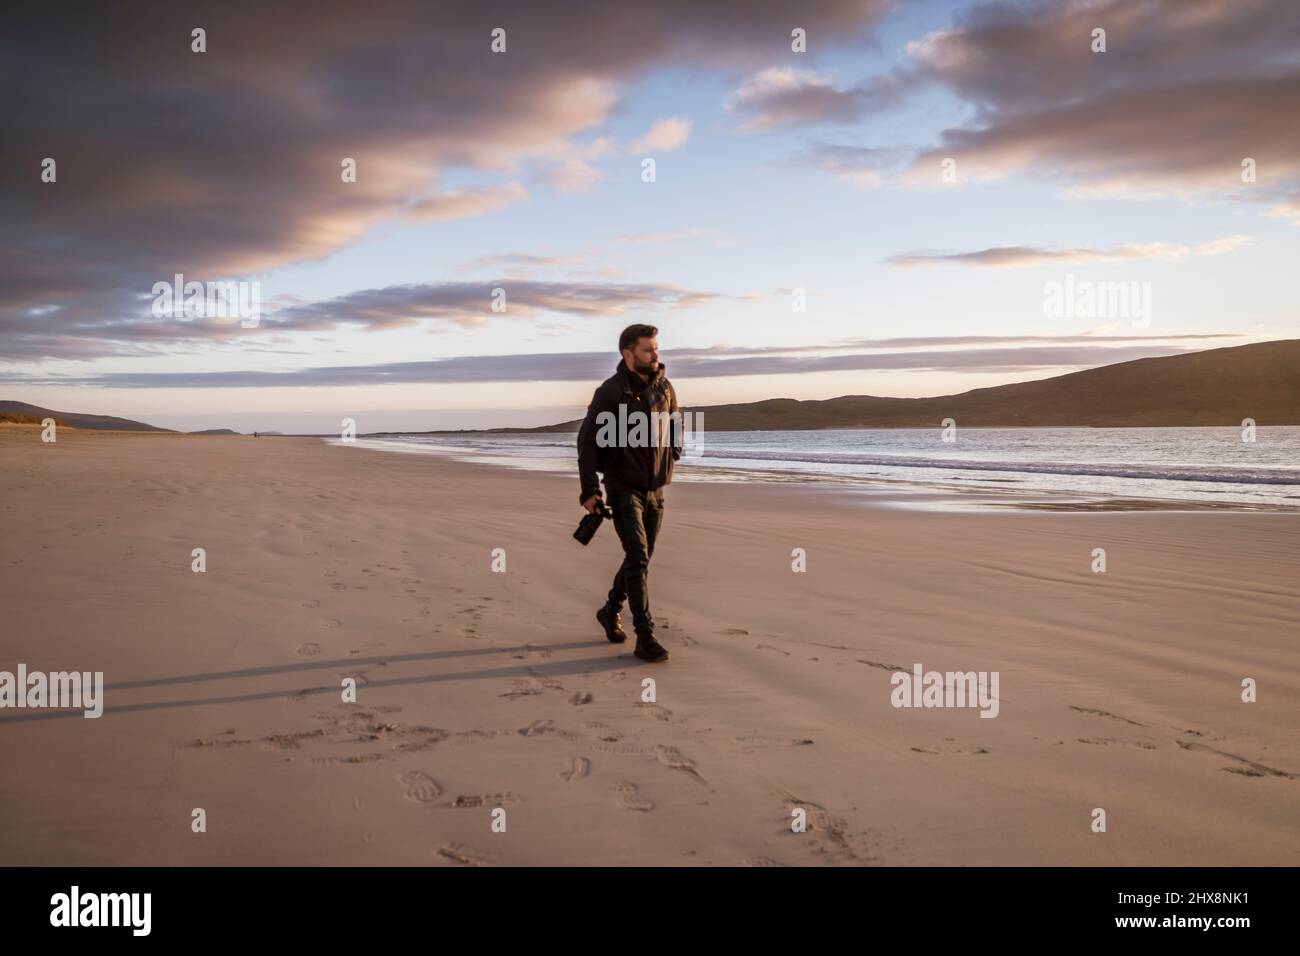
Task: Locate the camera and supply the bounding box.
[573,500,613,546]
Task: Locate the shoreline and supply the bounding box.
[336,434,1300,514]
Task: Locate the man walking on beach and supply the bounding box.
[577,324,682,663]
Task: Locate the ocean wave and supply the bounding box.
[694,448,1300,485]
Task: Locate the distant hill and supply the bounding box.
[1,411,64,426]
[0,401,172,432]
[189,428,240,435]
[527,339,1300,431]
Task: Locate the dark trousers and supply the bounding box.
[604,478,665,638]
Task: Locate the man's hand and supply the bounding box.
[582,494,603,514]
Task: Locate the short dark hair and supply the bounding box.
[619,323,658,353]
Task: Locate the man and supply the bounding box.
[577,324,682,663]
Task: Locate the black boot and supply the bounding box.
[596,605,627,643]
[634,632,670,663]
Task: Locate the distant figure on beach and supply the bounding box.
[254,432,259,438]
[577,324,682,663]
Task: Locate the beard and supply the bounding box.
[633,358,658,375]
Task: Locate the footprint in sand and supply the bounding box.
[858,659,907,672]
[790,804,849,848]
[775,789,880,862]
[297,642,321,656]
[434,843,488,866]
[569,692,594,706]
[559,757,591,782]
[717,628,749,636]
[1176,740,1296,779]
[591,741,651,756]
[1077,737,1156,751]
[583,722,623,742]
[613,781,655,811]
[262,729,325,750]
[321,618,342,629]
[309,753,389,765]
[638,702,673,722]
[521,669,564,692]
[733,733,815,750]
[398,770,443,804]
[517,719,577,739]
[500,681,543,700]
[451,792,518,807]
[654,745,706,784]
[301,599,320,608]
[1069,705,1144,726]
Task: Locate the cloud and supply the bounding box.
[894,0,1300,200]
[0,279,720,361]
[630,117,692,153]
[536,155,607,194]
[727,67,900,132]
[800,142,903,186]
[888,235,1252,268]
[668,333,1237,355]
[1267,195,1300,225]
[9,335,1237,388]
[267,280,719,331]
[1,1,893,360]
[612,229,710,245]
[406,182,528,221]
[456,252,580,273]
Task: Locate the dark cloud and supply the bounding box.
[0,280,719,360]
[266,280,719,331]
[908,0,1300,113]
[899,0,1300,197]
[727,67,904,131]
[2,0,891,360]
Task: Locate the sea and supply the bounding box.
[338,426,1300,510]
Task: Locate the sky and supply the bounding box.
[3,0,1299,432]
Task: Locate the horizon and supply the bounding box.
[7,334,1295,433]
[4,2,1300,432]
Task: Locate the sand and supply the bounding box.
[1,426,1296,866]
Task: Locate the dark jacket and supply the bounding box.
[577,361,682,503]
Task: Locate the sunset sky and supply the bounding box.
[3,0,1298,432]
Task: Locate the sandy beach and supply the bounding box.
[1,426,1296,866]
